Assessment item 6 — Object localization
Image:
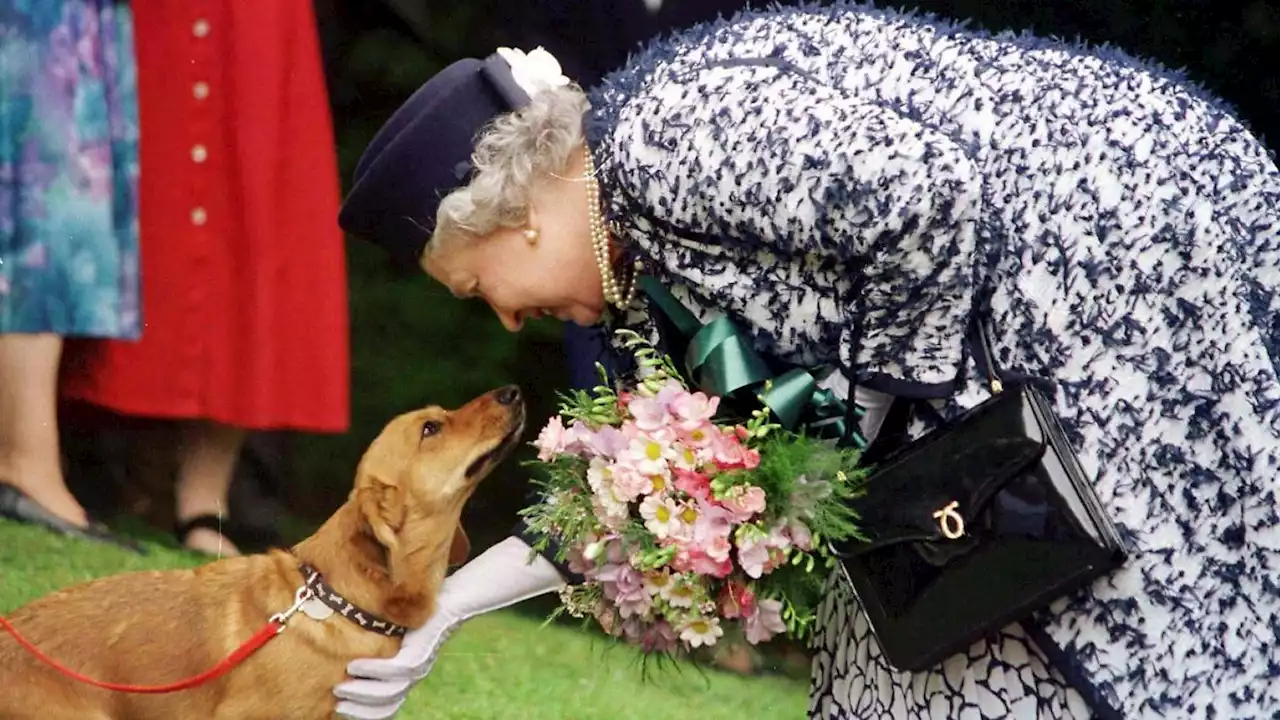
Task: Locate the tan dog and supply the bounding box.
[0,385,525,720]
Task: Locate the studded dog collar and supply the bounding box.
[297,563,407,638]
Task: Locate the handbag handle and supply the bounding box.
[974,316,1004,395]
[848,312,1005,459]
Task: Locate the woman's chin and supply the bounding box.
[569,307,606,326]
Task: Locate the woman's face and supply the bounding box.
[422,155,606,332]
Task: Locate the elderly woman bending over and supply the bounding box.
[333,4,1280,719]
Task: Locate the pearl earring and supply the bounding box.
[523,228,539,244]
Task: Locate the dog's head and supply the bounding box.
[351,385,525,616]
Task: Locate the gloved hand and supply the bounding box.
[334,536,566,719]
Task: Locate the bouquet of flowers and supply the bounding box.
[520,330,867,657]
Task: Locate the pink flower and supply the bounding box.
[692,552,733,579]
[620,617,646,641]
[720,485,768,521]
[562,422,626,459]
[764,547,790,575]
[679,421,718,450]
[743,599,787,645]
[691,500,736,549]
[670,546,734,579]
[597,561,645,604]
[612,464,653,502]
[559,421,591,456]
[617,590,653,619]
[618,419,644,441]
[640,620,678,653]
[718,580,757,620]
[786,519,814,552]
[671,391,720,430]
[653,379,687,407]
[703,534,733,562]
[533,416,568,461]
[767,523,795,553]
[711,431,761,470]
[736,531,770,579]
[673,468,712,501]
[628,395,672,433]
[594,425,630,457]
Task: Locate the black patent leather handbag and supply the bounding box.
[832,321,1128,673]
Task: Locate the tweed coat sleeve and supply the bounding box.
[603,59,986,394]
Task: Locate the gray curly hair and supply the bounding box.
[425,84,591,257]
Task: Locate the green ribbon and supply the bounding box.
[638,277,863,447]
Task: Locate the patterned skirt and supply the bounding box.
[809,576,1092,719]
[807,119,1280,717]
[0,0,140,337]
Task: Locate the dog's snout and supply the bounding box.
[495,385,521,406]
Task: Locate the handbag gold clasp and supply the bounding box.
[933,501,965,540]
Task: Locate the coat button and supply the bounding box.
[192,81,210,100]
[191,207,208,226]
[192,19,211,38]
[191,144,208,163]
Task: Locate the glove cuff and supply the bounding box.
[435,536,566,622]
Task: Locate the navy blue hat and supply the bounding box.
[338,53,536,266]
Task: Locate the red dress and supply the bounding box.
[61,1,350,433]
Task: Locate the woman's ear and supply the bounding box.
[524,205,542,243]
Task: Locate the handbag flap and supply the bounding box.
[844,390,1048,554]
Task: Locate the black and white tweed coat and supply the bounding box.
[576,2,1280,718]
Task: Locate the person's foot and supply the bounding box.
[175,514,242,557]
[1,461,88,526]
[0,480,145,554]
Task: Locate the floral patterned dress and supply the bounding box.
[0,1,140,338]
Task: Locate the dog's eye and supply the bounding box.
[421,420,442,439]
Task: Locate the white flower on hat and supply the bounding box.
[495,46,570,99]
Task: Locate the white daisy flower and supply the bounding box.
[679,616,724,649]
[639,494,682,539]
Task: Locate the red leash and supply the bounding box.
[0,587,311,694]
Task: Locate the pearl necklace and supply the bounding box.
[583,149,641,312]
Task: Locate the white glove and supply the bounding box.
[333,536,566,719]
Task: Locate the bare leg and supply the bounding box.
[174,420,246,557]
[0,333,88,526]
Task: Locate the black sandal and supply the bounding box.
[174,514,231,546]
[175,514,283,553]
[0,480,146,555]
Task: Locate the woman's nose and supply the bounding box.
[493,306,523,332]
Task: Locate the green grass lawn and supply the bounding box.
[0,520,807,719]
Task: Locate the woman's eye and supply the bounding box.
[421,420,442,438]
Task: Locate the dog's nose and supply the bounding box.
[495,385,522,406]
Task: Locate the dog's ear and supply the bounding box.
[358,472,440,622]
[356,474,406,559]
[448,523,471,567]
